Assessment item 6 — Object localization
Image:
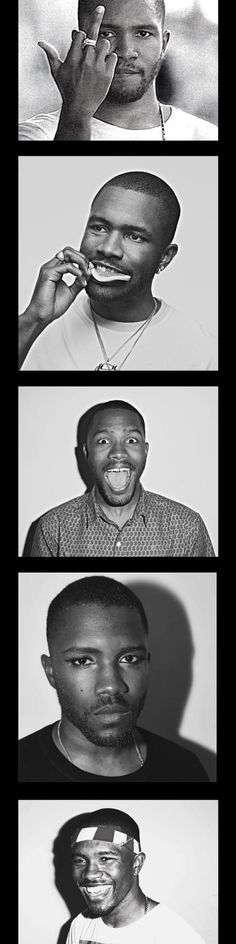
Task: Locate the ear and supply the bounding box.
[133,852,146,876]
[162,29,170,57]
[83,442,88,461]
[41,654,57,690]
[156,243,178,274]
[144,441,149,459]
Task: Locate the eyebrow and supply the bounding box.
[92,427,143,437]
[101,22,160,30]
[72,849,121,858]
[88,215,152,239]
[62,645,147,655]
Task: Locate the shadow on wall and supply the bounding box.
[53,816,86,944]
[129,581,216,783]
[22,403,107,555]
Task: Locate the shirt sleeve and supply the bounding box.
[30,514,60,557]
[189,515,215,557]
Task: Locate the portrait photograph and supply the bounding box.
[18,385,218,557]
[19,155,218,372]
[19,799,218,943]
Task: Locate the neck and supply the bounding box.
[95,85,162,130]
[95,482,141,526]
[55,717,143,775]
[104,886,146,927]
[90,287,157,324]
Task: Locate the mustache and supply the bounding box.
[103,463,136,472]
[89,695,130,714]
[90,258,131,276]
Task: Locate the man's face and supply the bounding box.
[45,604,149,747]
[84,408,149,506]
[72,839,137,917]
[80,0,169,104]
[80,187,167,303]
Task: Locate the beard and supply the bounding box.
[106,64,158,104]
[55,685,147,747]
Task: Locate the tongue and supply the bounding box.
[106,470,130,490]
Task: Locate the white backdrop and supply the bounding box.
[18,385,218,554]
[19,571,216,754]
[19,799,218,944]
[19,155,218,334]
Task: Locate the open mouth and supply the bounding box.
[81,884,113,900]
[104,468,132,492]
[90,263,131,283]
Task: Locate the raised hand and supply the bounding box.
[27,248,92,325]
[38,6,118,139]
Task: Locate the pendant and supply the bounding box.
[94,363,117,371]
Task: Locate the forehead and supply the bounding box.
[88,408,144,437]
[90,186,164,237]
[72,839,124,857]
[81,0,162,28]
[51,603,146,648]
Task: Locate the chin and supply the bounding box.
[86,280,131,302]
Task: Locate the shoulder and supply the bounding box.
[157,904,205,942]
[138,728,208,780]
[18,108,60,141]
[39,493,88,526]
[169,105,218,140]
[144,490,201,522]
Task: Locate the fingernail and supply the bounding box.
[96,6,105,12]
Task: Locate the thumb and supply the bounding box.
[38,41,62,81]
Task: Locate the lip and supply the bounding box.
[81,883,113,899]
[93,705,130,716]
[91,261,130,276]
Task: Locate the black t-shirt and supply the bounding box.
[18,723,209,782]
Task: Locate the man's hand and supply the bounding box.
[18,249,91,368]
[38,5,118,140]
[26,248,92,325]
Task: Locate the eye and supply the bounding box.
[97,437,110,445]
[126,233,145,242]
[90,224,107,233]
[126,436,138,443]
[68,657,95,667]
[137,30,151,38]
[100,29,116,39]
[119,654,140,664]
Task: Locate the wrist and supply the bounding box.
[55,104,92,140]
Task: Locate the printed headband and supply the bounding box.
[73,824,140,854]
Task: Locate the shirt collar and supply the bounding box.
[85,485,147,528]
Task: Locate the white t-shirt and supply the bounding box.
[21,293,217,371]
[66,903,205,943]
[18,105,217,140]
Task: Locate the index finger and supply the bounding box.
[86,5,105,43]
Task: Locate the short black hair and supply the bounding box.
[70,807,141,849]
[93,171,180,247]
[47,575,148,648]
[85,399,146,442]
[78,0,166,29]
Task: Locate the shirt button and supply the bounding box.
[116,541,121,548]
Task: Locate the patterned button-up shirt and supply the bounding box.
[30,487,215,557]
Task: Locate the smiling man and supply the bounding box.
[19,1,217,140]
[19,171,217,371]
[28,399,215,558]
[18,576,209,782]
[58,807,206,942]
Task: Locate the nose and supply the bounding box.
[80,861,103,882]
[98,230,123,259]
[95,662,128,697]
[108,439,129,459]
[115,34,138,60]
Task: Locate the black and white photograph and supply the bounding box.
[18,387,218,557]
[19,1,218,141]
[18,571,216,782]
[19,156,218,371]
[19,799,218,942]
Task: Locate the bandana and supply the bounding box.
[73,824,140,854]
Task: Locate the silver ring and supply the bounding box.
[83,37,97,47]
[56,250,65,261]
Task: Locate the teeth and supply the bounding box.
[84,884,112,897]
[91,265,131,283]
[105,469,131,491]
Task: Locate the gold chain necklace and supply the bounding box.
[56,721,145,770]
[91,298,158,370]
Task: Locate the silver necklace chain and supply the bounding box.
[159,102,166,140]
[56,721,145,770]
[91,298,158,370]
